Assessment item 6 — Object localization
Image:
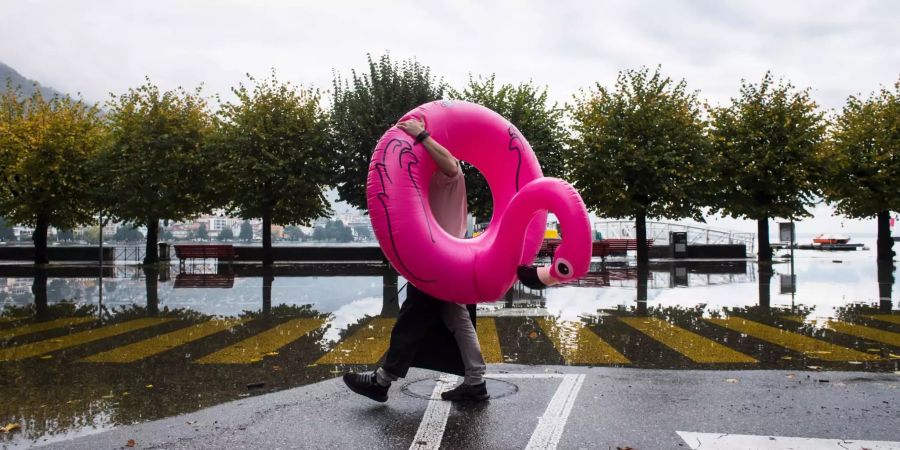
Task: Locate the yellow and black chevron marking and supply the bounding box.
[0,313,897,369]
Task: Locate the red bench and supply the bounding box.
[537,238,654,260]
[173,244,236,270]
[173,273,235,288]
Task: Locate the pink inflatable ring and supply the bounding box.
[366,100,591,304]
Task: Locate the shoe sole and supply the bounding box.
[343,377,388,403]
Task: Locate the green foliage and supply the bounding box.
[113,224,144,242]
[0,217,14,240]
[283,225,305,241]
[239,220,253,241]
[450,75,567,221]
[568,67,712,221]
[825,78,900,218]
[217,226,234,241]
[98,79,216,229]
[330,53,446,210]
[0,84,106,229]
[709,72,827,220]
[196,222,209,240]
[215,70,333,228]
[312,219,353,242]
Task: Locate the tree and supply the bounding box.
[0,85,106,264]
[284,225,305,241]
[825,78,900,262]
[0,217,15,241]
[709,73,827,262]
[217,227,234,241]
[450,75,568,221]
[331,53,446,210]
[568,67,713,265]
[99,80,216,264]
[196,222,209,241]
[114,224,144,242]
[312,224,326,241]
[352,224,371,241]
[215,71,332,266]
[55,229,75,242]
[239,220,253,242]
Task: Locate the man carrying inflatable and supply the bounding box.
[343,117,491,402]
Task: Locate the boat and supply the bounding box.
[812,234,850,245]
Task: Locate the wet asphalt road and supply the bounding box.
[40,365,900,450]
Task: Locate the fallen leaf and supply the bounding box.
[102,394,115,399]
[725,378,739,383]
[145,384,153,389]
[126,438,136,447]
[806,366,822,370]
[786,374,796,379]
[0,423,21,433]
[848,361,863,365]
[528,331,538,339]
[265,351,278,356]
[780,356,793,360]
[39,355,53,360]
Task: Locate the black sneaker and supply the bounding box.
[441,382,489,402]
[517,265,547,290]
[343,372,389,403]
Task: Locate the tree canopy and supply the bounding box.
[450,75,567,221]
[99,80,215,263]
[331,54,446,210]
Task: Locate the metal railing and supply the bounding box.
[593,220,755,250]
[113,246,146,262]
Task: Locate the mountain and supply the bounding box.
[0,61,64,99]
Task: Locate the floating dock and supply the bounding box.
[771,242,866,251]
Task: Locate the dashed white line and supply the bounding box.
[525,374,585,450]
[408,374,457,450]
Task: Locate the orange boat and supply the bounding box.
[812,234,850,245]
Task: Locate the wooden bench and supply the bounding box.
[173,273,235,289]
[537,238,654,260]
[592,238,654,260]
[173,244,236,270]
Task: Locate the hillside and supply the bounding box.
[0,61,64,98]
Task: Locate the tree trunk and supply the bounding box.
[758,263,773,312]
[262,212,273,267]
[262,266,274,316]
[143,219,159,264]
[143,266,159,316]
[636,211,648,266]
[32,214,49,265]
[877,210,895,262]
[33,267,49,320]
[757,216,772,262]
[636,260,649,316]
[877,259,894,313]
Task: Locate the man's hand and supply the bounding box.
[396,119,425,137]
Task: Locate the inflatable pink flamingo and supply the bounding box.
[367,100,591,304]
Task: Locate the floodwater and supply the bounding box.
[0,239,897,447]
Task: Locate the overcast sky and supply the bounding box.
[2,0,898,236]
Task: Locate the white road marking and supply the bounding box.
[409,374,457,450]
[677,431,900,449]
[525,374,585,450]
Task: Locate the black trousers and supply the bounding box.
[381,284,476,378]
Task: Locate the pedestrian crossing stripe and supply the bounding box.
[865,314,900,325]
[476,318,503,363]
[779,316,900,347]
[705,317,879,361]
[535,318,630,364]
[0,317,96,340]
[619,317,757,363]
[81,318,249,363]
[0,318,174,362]
[196,317,326,364]
[314,317,396,365]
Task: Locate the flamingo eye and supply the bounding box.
[555,258,573,278]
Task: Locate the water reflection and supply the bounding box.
[0,256,897,447]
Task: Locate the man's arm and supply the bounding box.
[396,119,459,177]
